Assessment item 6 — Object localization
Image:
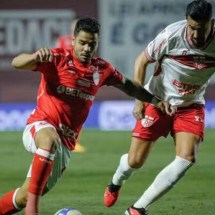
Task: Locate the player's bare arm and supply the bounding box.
[115,77,176,116]
[121,51,176,118]
[11,48,53,71]
[132,51,151,119]
[132,51,176,118]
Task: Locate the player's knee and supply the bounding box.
[187,155,196,163]
[178,154,196,163]
[128,155,143,168]
[15,189,28,208]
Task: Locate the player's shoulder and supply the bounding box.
[165,20,186,35]
[154,20,186,43]
[51,48,71,57]
[161,20,186,44]
[92,57,114,70]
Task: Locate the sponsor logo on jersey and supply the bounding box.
[77,79,91,87]
[141,115,155,127]
[57,85,95,101]
[59,123,78,140]
[173,79,200,95]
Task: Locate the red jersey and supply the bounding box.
[56,35,73,49]
[27,48,123,150]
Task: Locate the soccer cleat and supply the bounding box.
[125,206,148,215]
[103,183,121,207]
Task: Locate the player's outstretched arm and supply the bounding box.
[115,77,160,104]
[115,78,176,116]
[11,48,53,71]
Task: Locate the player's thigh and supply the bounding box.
[128,137,154,168]
[173,104,204,162]
[174,132,201,162]
[35,127,60,151]
[23,121,58,153]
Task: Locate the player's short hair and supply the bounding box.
[74,17,100,36]
[186,0,212,21]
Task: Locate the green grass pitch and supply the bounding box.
[0,129,215,215]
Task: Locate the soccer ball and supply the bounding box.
[54,208,83,215]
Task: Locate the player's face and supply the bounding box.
[187,16,213,48]
[73,30,99,63]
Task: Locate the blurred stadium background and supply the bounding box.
[1,1,215,215]
[0,0,215,131]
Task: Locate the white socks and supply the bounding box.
[112,154,137,186]
[134,156,193,209]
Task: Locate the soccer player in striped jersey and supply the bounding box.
[104,1,215,214]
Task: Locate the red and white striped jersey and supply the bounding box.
[144,20,215,107]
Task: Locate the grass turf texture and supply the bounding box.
[0,129,215,215]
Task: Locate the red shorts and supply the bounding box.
[132,103,205,141]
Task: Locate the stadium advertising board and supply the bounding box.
[0,101,215,131]
[0,10,75,72]
[99,0,215,83]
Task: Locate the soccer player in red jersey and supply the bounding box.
[104,1,215,214]
[0,17,175,215]
[56,16,86,153]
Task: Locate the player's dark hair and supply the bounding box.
[74,17,100,36]
[186,0,212,21]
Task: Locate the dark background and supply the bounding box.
[0,0,214,102]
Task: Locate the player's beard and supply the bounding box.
[192,38,205,48]
[73,50,90,63]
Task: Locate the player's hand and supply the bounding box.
[156,101,177,116]
[132,101,146,120]
[33,48,53,63]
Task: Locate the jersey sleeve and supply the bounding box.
[103,64,123,86]
[144,28,169,62]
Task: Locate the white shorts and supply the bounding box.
[23,121,71,193]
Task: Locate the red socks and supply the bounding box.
[0,189,20,215]
[0,148,55,215]
[25,148,55,215]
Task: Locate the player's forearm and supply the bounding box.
[122,79,160,105]
[11,53,37,70]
